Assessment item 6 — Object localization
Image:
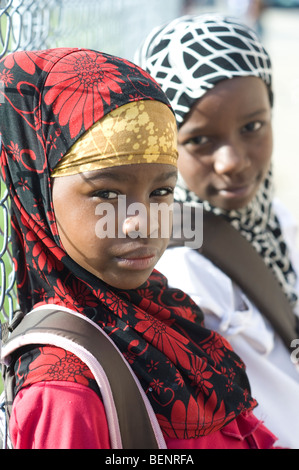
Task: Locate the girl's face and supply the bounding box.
[52,163,177,290]
[177,76,273,211]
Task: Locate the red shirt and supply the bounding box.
[10,381,279,449]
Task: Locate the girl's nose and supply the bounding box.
[122,215,146,238]
[213,143,249,175]
[122,204,160,238]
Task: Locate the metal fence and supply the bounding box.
[0,0,187,323]
[0,0,187,60]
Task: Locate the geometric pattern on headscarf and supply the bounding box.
[135,13,272,125]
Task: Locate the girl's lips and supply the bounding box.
[218,182,254,199]
[115,246,158,270]
[116,254,157,270]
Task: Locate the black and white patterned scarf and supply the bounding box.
[136,14,298,308]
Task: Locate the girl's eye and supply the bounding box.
[93,190,119,199]
[151,187,174,197]
[242,121,263,133]
[183,135,209,146]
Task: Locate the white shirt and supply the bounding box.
[156,199,299,448]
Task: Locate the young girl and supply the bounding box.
[136,14,299,448]
[0,48,278,448]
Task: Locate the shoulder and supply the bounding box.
[156,247,236,316]
[157,245,232,285]
[273,198,298,230]
[273,198,298,244]
[13,345,99,396]
[273,198,299,278]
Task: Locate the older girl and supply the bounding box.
[136,14,299,448]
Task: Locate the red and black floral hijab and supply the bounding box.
[0,48,256,439]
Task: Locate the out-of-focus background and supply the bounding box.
[0,0,298,326]
[2,0,294,240]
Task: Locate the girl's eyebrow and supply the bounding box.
[81,168,178,183]
[83,170,129,182]
[153,170,178,182]
[239,108,269,120]
[179,108,270,137]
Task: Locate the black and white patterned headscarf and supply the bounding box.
[136,14,298,308]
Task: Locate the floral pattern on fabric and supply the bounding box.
[14,347,97,391]
[43,50,125,138]
[1,48,257,440]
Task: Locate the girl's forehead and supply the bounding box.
[183,76,271,123]
[80,163,178,182]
